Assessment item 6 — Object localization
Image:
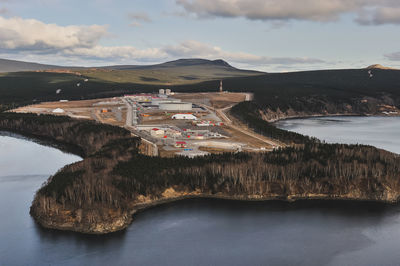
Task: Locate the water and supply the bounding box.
[1,117,400,266]
[276,116,400,154]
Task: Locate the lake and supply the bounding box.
[275,116,400,154]
[2,117,400,266]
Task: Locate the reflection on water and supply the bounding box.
[276,116,400,154]
[2,119,400,265]
[0,132,81,177]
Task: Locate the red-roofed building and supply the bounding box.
[175,141,187,148]
[150,128,165,138]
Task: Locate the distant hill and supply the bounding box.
[106,59,235,70]
[79,59,263,85]
[0,58,263,85]
[0,58,62,73]
[366,64,398,70]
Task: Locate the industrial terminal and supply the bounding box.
[13,88,277,158]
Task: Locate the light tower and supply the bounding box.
[219,80,223,92]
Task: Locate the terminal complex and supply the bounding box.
[15,87,278,159]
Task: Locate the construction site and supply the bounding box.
[13,87,281,157]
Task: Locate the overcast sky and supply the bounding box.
[1,0,400,72]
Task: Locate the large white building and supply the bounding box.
[159,102,192,111]
[171,114,198,120]
[151,98,181,105]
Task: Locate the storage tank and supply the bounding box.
[159,102,193,111]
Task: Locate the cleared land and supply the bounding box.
[14,92,279,157]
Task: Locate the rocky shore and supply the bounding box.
[31,189,400,234]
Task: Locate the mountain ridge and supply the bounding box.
[0,58,250,73]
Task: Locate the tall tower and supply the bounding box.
[219,80,223,92]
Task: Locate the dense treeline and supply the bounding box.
[2,68,400,115]
[230,101,314,144]
[110,143,400,201]
[0,113,133,156]
[30,132,400,234]
[222,68,400,108]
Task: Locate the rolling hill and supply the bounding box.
[0,57,263,86]
[79,59,263,85]
[0,58,63,73]
[1,58,400,117]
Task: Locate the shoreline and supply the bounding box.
[0,130,86,158]
[32,192,400,235]
[268,113,400,124]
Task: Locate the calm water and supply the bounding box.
[1,117,400,266]
[276,116,400,154]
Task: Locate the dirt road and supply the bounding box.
[201,101,283,149]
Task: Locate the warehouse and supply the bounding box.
[151,98,181,105]
[159,102,192,111]
[171,114,198,120]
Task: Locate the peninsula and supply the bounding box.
[1,59,400,234]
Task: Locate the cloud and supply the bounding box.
[127,12,152,27]
[356,7,400,25]
[163,40,324,66]
[128,12,152,22]
[0,16,164,62]
[129,21,142,27]
[65,46,167,61]
[176,0,400,25]
[0,8,9,15]
[385,51,400,61]
[0,16,325,68]
[0,16,107,51]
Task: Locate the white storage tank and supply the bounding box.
[159,102,192,111]
[172,114,197,120]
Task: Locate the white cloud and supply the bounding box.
[0,16,325,69]
[176,0,400,25]
[385,51,400,61]
[66,46,167,61]
[0,16,107,51]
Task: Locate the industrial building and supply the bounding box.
[150,128,165,138]
[151,98,182,105]
[52,108,65,113]
[159,102,192,111]
[172,114,198,120]
[175,141,187,148]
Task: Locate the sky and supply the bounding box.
[1,0,400,72]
